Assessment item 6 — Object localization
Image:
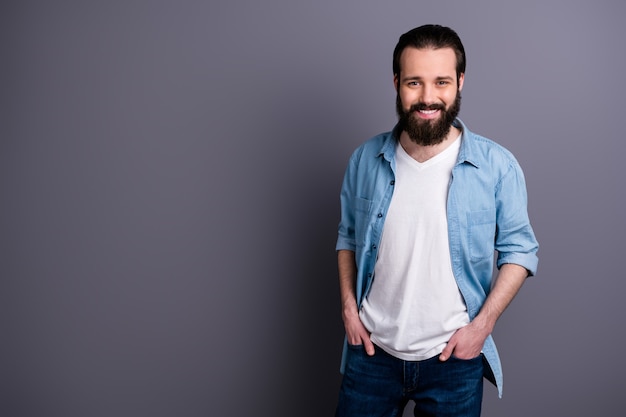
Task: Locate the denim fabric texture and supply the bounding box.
[336,119,539,397]
[335,344,484,417]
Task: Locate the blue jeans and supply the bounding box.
[335,344,484,417]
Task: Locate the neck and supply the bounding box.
[399,125,461,163]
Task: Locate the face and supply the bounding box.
[394,47,464,146]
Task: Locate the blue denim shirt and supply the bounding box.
[336,119,539,397]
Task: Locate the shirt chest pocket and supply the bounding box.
[354,197,373,247]
[467,209,496,260]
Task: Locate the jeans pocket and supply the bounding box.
[450,353,483,362]
[347,343,365,350]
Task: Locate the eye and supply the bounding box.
[407,81,420,86]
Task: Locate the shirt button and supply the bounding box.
[377,213,383,218]
[390,180,395,185]
[372,244,377,250]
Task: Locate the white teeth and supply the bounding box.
[419,109,437,114]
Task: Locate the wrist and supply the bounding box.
[470,313,496,336]
[342,302,359,320]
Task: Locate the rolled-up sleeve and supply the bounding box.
[336,154,357,252]
[494,159,539,275]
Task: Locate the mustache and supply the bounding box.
[408,102,446,112]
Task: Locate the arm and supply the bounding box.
[338,249,375,356]
[439,263,528,361]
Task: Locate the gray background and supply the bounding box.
[1,1,624,416]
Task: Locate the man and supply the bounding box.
[335,24,539,417]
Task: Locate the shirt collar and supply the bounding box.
[379,118,482,169]
[454,119,481,169]
[377,126,400,163]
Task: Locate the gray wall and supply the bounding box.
[2,1,624,416]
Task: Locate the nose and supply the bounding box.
[420,84,436,105]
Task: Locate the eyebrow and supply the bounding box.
[402,75,455,82]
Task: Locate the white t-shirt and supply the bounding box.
[359,136,470,361]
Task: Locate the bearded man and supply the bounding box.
[334,24,539,417]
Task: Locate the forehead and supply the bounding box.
[399,47,457,79]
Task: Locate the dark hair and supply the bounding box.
[392,24,466,81]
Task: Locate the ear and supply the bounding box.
[458,73,465,91]
[393,73,399,91]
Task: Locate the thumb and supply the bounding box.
[439,341,455,362]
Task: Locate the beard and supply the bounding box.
[396,91,462,146]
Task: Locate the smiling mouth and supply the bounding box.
[414,108,441,119]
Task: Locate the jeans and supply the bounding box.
[335,344,484,417]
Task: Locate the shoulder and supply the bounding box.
[350,130,395,163]
[460,124,520,171]
[353,130,394,154]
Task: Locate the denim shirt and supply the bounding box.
[336,119,539,397]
